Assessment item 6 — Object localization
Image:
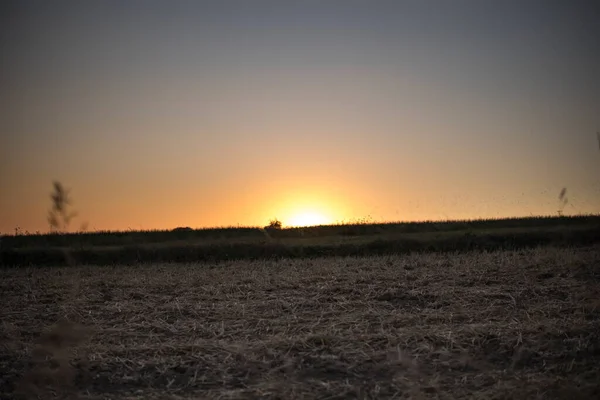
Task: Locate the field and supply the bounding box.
[2,244,600,399]
[2,215,600,267]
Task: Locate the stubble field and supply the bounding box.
[1,245,599,399]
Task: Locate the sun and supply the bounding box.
[288,211,331,227]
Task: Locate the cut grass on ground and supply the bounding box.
[1,245,599,399]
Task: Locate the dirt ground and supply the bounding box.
[1,245,599,399]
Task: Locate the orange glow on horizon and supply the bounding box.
[252,185,356,229]
[286,210,331,227]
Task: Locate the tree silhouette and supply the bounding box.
[265,218,283,230]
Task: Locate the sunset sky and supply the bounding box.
[1,0,599,233]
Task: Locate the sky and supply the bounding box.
[1,0,599,233]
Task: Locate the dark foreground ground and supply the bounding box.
[1,245,599,399]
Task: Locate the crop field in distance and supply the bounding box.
[2,215,600,267]
[1,244,599,399]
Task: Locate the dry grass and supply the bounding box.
[1,245,599,399]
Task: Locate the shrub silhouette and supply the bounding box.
[172,227,193,232]
[265,218,283,230]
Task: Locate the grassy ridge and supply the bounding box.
[2,215,600,267]
[3,214,600,249]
